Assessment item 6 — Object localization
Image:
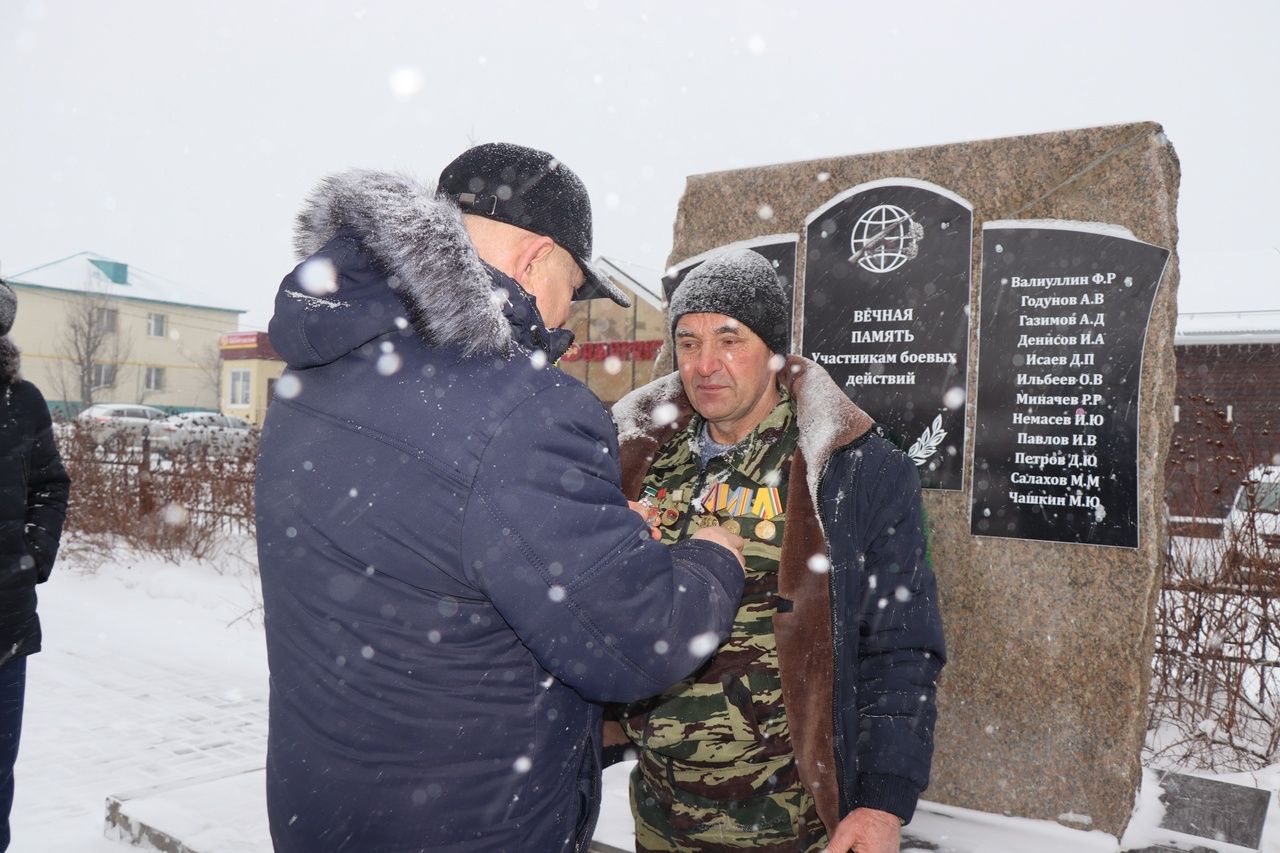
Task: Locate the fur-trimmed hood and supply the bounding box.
[276,169,515,367]
[0,337,19,386]
[612,356,876,507]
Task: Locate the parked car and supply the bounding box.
[1222,465,1280,570]
[75,403,169,445]
[153,411,256,457]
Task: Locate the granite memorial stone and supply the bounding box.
[660,122,1181,839]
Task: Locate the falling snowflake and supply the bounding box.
[162,503,189,526]
[276,374,301,399]
[388,66,425,100]
[688,632,719,657]
[298,258,338,295]
[653,402,679,427]
[377,352,403,376]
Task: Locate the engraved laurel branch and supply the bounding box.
[907,414,947,467]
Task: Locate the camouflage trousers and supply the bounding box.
[629,749,827,852]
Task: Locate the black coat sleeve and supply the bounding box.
[21,384,70,582]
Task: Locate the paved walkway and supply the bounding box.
[7,558,270,853]
[20,648,268,830]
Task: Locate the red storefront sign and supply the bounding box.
[561,340,664,363]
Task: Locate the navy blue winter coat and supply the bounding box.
[256,171,744,853]
[614,358,946,829]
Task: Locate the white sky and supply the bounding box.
[2,0,1276,332]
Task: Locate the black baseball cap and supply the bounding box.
[437,142,630,307]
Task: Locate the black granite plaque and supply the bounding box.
[662,235,798,353]
[1156,771,1269,850]
[801,179,972,490]
[970,222,1170,547]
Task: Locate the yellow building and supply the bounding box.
[560,258,667,406]
[6,252,244,414]
[219,332,285,427]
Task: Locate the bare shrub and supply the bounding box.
[57,419,257,566]
[1151,395,1280,770]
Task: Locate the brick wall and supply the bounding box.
[1167,343,1280,517]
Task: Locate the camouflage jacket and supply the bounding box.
[613,356,947,828]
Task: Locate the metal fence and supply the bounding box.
[58,421,256,561]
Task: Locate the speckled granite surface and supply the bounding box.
[663,123,1180,838]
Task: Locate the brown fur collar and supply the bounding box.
[612,355,875,505]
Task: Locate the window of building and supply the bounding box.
[93,307,118,335]
[91,363,116,389]
[148,313,167,337]
[229,369,251,406]
[145,366,165,391]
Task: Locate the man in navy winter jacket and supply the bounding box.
[256,144,746,853]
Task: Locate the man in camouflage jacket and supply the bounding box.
[610,250,946,853]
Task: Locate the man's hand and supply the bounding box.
[690,525,746,570]
[823,808,901,853]
[627,500,661,540]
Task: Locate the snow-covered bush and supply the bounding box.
[1150,396,1280,770]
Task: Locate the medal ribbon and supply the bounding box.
[697,484,782,519]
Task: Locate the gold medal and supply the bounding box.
[723,518,741,536]
[754,519,777,541]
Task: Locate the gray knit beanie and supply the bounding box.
[0,281,16,337]
[667,249,788,354]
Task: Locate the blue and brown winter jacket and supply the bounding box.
[614,358,946,828]
[256,170,744,853]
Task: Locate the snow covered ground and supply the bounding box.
[7,536,1278,852]
[8,537,269,853]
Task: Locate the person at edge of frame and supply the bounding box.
[0,278,72,853]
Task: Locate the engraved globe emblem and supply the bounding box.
[849,204,924,273]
